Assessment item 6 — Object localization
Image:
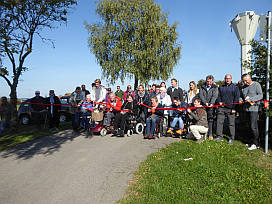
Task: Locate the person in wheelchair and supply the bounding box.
[113,94,137,137]
[144,96,164,139]
[167,97,187,135]
[103,93,122,130]
[80,95,94,131]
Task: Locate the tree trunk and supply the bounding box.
[9,85,18,121]
[134,76,138,91]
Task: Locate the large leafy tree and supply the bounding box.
[86,0,181,89]
[0,0,77,117]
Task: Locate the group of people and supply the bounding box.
[0,74,264,151]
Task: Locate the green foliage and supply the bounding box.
[120,140,272,203]
[86,0,181,86]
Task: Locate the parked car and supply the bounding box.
[59,95,72,122]
[18,95,72,125]
[18,99,33,125]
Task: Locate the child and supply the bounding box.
[187,98,208,143]
[167,97,187,135]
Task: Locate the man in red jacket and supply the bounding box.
[103,93,122,128]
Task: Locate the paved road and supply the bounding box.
[0,130,179,204]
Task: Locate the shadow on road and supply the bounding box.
[0,130,93,160]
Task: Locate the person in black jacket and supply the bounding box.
[30,91,45,128]
[45,90,61,130]
[144,96,164,139]
[135,85,149,122]
[167,78,183,101]
[199,75,218,140]
[113,94,137,137]
[214,74,240,144]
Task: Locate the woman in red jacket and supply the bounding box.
[103,93,122,128]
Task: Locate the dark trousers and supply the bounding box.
[32,111,45,127]
[114,112,130,130]
[216,107,235,140]
[248,111,259,146]
[206,107,215,136]
[72,112,81,129]
[49,112,60,129]
[103,111,115,127]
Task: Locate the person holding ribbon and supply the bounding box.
[240,74,263,150]
[144,96,164,139]
[214,74,240,145]
[113,94,137,137]
[45,90,61,130]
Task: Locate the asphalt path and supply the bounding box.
[0,130,179,204]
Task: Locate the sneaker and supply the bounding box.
[228,139,234,145]
[167,128,173,134]
[214,137,224,142]
[176,129,183,135]
[208,136,214,140]
[196,137,205,144]
[248,144,258,150]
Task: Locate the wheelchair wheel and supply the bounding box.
[100,128,107,137]
[135,123,144,134]
[127,129,133,137]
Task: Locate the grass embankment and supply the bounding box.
[120,140,272,203]
[0,122,71,151]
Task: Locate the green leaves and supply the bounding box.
[86,0,181,86]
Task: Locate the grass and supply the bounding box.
[120,140,272,203]
[0,122,72,151]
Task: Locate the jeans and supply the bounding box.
[145,117,161,135]
[72,111,81,129]
[170,117,183,129]
[216,107,235,140]
[0,120,10,137]
[81,112,92,129]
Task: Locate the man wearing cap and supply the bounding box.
[45,90,61,130]
[30,91,45,128]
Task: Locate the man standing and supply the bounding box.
[199,75,218,140]
[45,90,61,130]
[115,86,124,99]
[167,78,183,101]
[88,79,106,105]
[0,97,12,137]
[240,74,263,150]
[81,84,90,102]
[30,91,45,128]
[70,87,84,131]
[214,74,240,145]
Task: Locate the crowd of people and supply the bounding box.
[0,74,264,150]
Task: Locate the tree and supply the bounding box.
[86,0,181,90]
[0,0,77,118]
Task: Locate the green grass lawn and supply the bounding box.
[120,140,272,203]
[0,122,71,151]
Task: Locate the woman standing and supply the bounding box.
[185,81,199,106]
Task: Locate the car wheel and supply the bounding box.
[59,114,67,123]
[21,114,30,125]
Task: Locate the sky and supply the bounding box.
[0,0,271,98]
